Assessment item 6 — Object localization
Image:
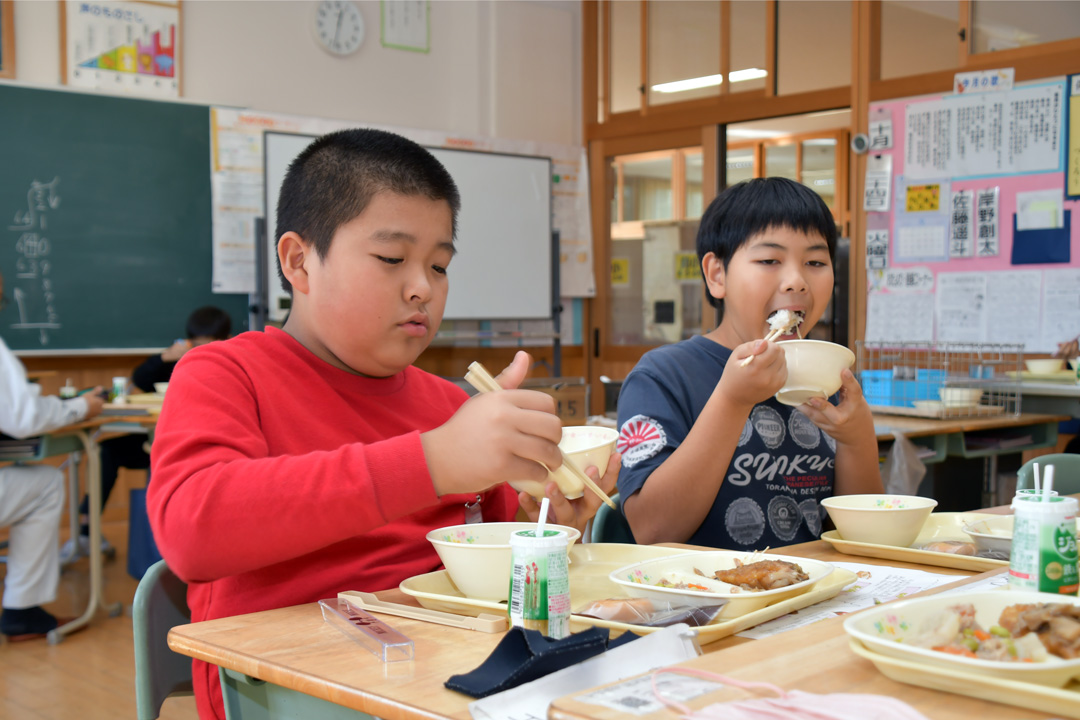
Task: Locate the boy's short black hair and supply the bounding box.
[186,306,231,340]
[697,177,837,314]
[274,128,461,294]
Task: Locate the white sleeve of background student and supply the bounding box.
[0,336,87,438]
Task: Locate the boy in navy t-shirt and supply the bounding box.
[616,178,883,549]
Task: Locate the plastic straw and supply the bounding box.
[536,496,550,537]
[1043,466,1055,500]
[1034,462,1041,492]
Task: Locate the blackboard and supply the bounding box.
[263,131,553,322]
[0,83,249,353]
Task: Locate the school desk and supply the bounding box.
[1009,380,1080,417]
[167,541,998,720]
[43,413,158,642]
[874,411,1069,506]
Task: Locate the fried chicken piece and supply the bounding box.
[999,603,1080,659]
[712,559,809,591]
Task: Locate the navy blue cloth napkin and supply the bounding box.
[445,626,639,699]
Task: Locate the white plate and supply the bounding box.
[608,550,833,618]
[843,590,1080,688]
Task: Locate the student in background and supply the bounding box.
[616,177,883,548]
[59,307,231,564]
[1053,336,1079,454]
[148,129,618,720]
[0,271,105,640]
[1053,336,1078,362]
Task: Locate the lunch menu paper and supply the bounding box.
[735,562,1004,640]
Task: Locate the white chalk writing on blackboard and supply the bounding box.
[8,178,62,345]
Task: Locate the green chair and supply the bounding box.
[133,559,193,720]
[590,492,636,543]
[1016,453,1080,495]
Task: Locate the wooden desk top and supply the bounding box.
[61,414,158,432]
[548,571,1052,720]
[979,492,1080,516]
[166,543,981,720]
[874,411,1068,440]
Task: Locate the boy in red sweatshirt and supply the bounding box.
[148,129,618,720]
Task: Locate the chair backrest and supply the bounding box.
[590,492,637,543]
[133,559,193,720]
[1016,453,1080,495]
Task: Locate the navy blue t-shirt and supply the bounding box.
[615,335,836,550]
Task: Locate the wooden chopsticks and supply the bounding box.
[738,325,789,368]
[464,361,617,509]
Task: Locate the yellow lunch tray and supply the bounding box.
[1006,370,1079,383]
[849,638,1080,719]
[125,392,165,404]
[821,512,1007,572]
[399,542,857,645]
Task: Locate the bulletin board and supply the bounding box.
[863,75,1080,354]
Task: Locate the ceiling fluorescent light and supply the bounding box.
[726,128,786,139]
[652,68,767,94]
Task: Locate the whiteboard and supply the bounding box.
[263,132,553,322]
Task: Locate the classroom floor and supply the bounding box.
[0,520,198,720]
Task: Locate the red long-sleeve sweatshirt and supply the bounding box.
[148,327,517,719]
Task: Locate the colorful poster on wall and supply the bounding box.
[62,0,181,98]
[905,82,1063,180]
[906,183,941,212]
[866,229,889,269]
[949,190,974,257]
[975,187,1000,256]
[0,0,14,80]
[1067,74,1080,198]
[611,257,629,287]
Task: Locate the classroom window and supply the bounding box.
[726,147,756,187]
[765,143,798,182]
[972,0,1080,53]
[730,0,768,93]
[881,0,958,79]
[610,0,642,114]
[597,1,605,123]
[802,138,837,210]
[684,149,704,219]
[646,1,721,108]
[777,0,850,95]
[621,155,674,222]
[610,148,704,346]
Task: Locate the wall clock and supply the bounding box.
[313,0,366,56]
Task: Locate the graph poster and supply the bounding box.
[63,0,181,98]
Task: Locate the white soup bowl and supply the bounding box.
[426,522,580,602]
[775,340,855,407]
[820,494,938,547]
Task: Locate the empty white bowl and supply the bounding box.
[153,382,169,395]
[820,494,938,547]
[1026,358,1065,374]
[961,515,1014,554]
[938,387,984,407]
[426,522,581,601]
[509,425,618,500]
[775,340,855,407]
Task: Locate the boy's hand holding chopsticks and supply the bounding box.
[463,356,618,510]
[421,351,564,498]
